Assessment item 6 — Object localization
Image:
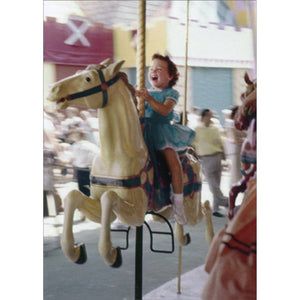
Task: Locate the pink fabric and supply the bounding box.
[202,179,256,300]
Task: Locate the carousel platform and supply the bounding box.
[144,264,208,300]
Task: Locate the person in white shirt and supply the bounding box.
[192,109,228,217]
[69,130,100,196]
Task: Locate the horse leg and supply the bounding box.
[60,189,101,263]
[98,190,123,267]
[174,223,191,246]
[174,200,214,247]
[98,189,146,267]
[151,206,173,222]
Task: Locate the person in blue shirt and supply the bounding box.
[135,53,195,224]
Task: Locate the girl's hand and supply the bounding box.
[135,87,175,116]
[135,87,150,101]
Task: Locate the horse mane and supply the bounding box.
[117,72,138,111]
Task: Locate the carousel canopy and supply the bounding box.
[44,0,240,29]
[44,1,168,28]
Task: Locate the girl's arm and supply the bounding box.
[135,87,175,116]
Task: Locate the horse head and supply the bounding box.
[236,73,256,130]
[47,59,125,110]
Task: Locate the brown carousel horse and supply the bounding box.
[228,73,256,219]
[47,59,214,267]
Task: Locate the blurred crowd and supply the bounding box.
[188,106,247,185]
[187,106,247,217]
[43,106,100,216]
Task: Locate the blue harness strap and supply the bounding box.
[91,176,140,188]
[67,69,119,108]
[90,158,154,200]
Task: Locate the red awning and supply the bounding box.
[44,17,113,65]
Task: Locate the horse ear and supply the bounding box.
[86,64,100,70]
[99,58,112,67]
[107,60,125,77]
[85,59,112,71]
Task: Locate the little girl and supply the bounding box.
[135,53,195,225]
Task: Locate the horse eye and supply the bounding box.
[85,77,91,82]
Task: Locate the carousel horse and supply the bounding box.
[228,73,256,220]
[47,59,214,267]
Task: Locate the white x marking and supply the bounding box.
[64,18,91,47]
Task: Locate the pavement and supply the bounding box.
[44,169,244,300]
[143,265,208,300]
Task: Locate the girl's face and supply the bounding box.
[148,59,173,90]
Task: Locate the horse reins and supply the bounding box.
[62,69,119,108]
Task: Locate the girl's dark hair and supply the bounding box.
[152,53,179,87]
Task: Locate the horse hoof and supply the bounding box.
[110,247,122,268]
[75,243,87,264]
[185,233,191,245]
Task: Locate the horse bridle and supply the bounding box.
[63,69,119,108]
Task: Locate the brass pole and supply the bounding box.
[177,245,182,294]
[135,2,146,299]
[137,0,146,118]
[178,0,190,294]
[182,0,189,126]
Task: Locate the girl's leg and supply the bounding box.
[162,148,183,193]
[162,148,186,224]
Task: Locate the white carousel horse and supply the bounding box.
[47,59,214,267]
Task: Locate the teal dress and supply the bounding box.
[144,88,195,151]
